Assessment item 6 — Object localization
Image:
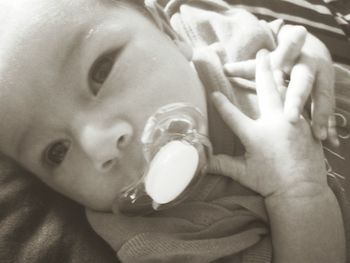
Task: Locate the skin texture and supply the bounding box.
[225,24,338,146]
[208,50,345,263]
[0,0,207,211]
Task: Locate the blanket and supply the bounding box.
[0,156,117,263]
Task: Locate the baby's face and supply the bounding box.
[0,0,207,211]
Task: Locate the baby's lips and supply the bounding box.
[114,185,153,216]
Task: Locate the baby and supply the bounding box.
[0,0,345,262]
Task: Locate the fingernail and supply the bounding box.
[333,138,340,147]
[223,65,233,76]
[211,91,223,102]
[211,91,220,99]
[224,64,232,72]
[257,49,269,59]
[329,133,340,147]
[319,127,327,140]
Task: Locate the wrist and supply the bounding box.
[265,183,337,212]
[264,182,345,263]
[265,181,331,203]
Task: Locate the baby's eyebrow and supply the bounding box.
[57,30,87,74]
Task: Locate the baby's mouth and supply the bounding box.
[113,103,212,216]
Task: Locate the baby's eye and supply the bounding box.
[43,140,71,167]
[89,52,116,95]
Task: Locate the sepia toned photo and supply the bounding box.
[0,0,349,262]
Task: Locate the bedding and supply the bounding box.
[226,0,350,63]
[324,0,350,38]
[0,156,118,263]
[0,1,349,262]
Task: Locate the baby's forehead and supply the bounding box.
[0,0,133,99]
[0,0,100,33]
[0,0,115,155]
[0,0,119,45]
[0,0,112,75]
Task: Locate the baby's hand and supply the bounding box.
[210,50,327,198]
[225,24,338,146]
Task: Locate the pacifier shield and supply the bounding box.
[145,140,199,205]
[118,103,212,215]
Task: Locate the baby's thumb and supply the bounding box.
[207,154,246,183]
[224,59,256,80]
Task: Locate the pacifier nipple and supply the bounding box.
[118,103,212,215]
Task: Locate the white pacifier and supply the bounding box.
[117,103,212,215]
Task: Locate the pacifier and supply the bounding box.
[117,103,212,216]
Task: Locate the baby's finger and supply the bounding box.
[227,77,256,90]
[311,69,335,141]
[272,25,307,73]
[224,60,255,79]
[256,50,283,115]
[284,61,315,122]
[273,69,286,88]
[327,115,339,147]
[207,154,246,184]
[211,92,252,142]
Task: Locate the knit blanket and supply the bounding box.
[0,156,117,263]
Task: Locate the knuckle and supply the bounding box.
[281,25,307,44]
[317,87,332,101]
[208,158,221,173]
[314,111,329,125]
[293,25,307,35]
[216,100,229,111]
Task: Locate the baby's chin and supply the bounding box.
[80,194,117,213]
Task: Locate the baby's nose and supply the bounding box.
[79,120,133,171]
